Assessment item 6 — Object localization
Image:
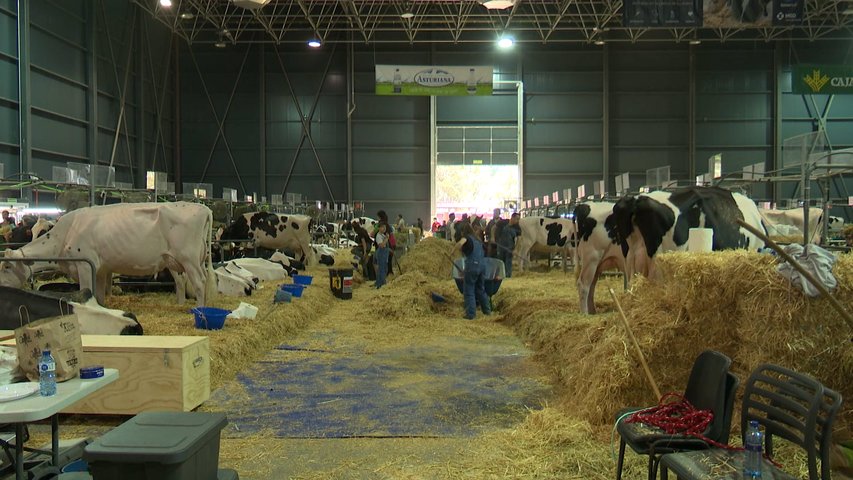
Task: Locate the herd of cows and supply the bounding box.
[0,186,845,335]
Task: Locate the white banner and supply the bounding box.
[376,65,493,96]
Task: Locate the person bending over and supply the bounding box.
[451,222,491,320]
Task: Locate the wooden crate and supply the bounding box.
[3,335,210,415]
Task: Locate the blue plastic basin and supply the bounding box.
[281,284,306,298]
[191,307,230,330]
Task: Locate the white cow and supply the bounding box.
[516,216,576,272]
[215,264,257,297]
[225,258,290,282]
[0,202,216,307]
[573,202,626,315]
[0,286,142,335]
[759,207,823,242]
[218,212,315,265]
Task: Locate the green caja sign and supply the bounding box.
[793,65,853,94]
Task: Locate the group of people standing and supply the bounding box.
[350,210,398,289]
[352,208,522,321]
[0,210,36,247]
[450,210,521,320]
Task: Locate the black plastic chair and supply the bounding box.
[615,350,739,480]
[660,363,843,480]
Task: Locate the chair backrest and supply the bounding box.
[741,364,843,480]
[716,371,740,445]
[683,350,733,442]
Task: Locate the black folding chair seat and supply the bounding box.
[615,350,739,480]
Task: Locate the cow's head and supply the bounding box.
[0,250,29,288]
[71,296,143,335]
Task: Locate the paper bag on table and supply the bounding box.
[14,314,84,382]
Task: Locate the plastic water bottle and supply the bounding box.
[744,420,763,478]
[39,350,57,397]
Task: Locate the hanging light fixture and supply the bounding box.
[231,0,272,9]
[307,39,322,48]
[159,0,172,7]
[215,31,227,48]
[497,36,514,49]
[478,0,516,9]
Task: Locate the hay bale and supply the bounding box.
[103,265,335,390]
[399,237,455,280]
[496,250,853,434]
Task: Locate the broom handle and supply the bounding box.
[737,219,853,332]
[609,287,663,401]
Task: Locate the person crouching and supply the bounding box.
[451,222,492,320]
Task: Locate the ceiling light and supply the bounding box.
[478,0,516,9]
[159,0,172,7]
[180,12,194,19]
[307,39,322,48]
[215,41,227,48]
[401,10,414,19]
[689,39,702,45]
[594,40,605,45]
[232,0,272,9]
[497,36,514,49]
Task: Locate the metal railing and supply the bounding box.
[0,256,98,293]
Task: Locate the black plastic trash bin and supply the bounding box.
[84,412,232,480]
[329,268,354,299]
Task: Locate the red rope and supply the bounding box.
[626,392,783,467]
[626,392,731,450]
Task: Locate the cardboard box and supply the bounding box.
[2,335,210,415]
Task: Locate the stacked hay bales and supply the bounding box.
[498,250,853,433]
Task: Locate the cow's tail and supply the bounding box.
[204,208,218,304]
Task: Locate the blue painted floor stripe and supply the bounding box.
[209,335,551,438]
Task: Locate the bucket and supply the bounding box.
[191,307,230,330]
[274,289,293,303]
[293,274,313,286]
[329,268,353,300]
[281,283,305,298]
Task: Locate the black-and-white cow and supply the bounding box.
[218,213,315,266]
[516,216,576,272]
[611,186,766,281]
[573,202,626,314]
[1,286,143,335]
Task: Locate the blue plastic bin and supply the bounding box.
[281,284,305,298]
[293,274,313,286]
[191,307,230,330]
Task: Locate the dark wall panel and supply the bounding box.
[0,103,16,144]
[0,59,16,100]
[32,114,86,157]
